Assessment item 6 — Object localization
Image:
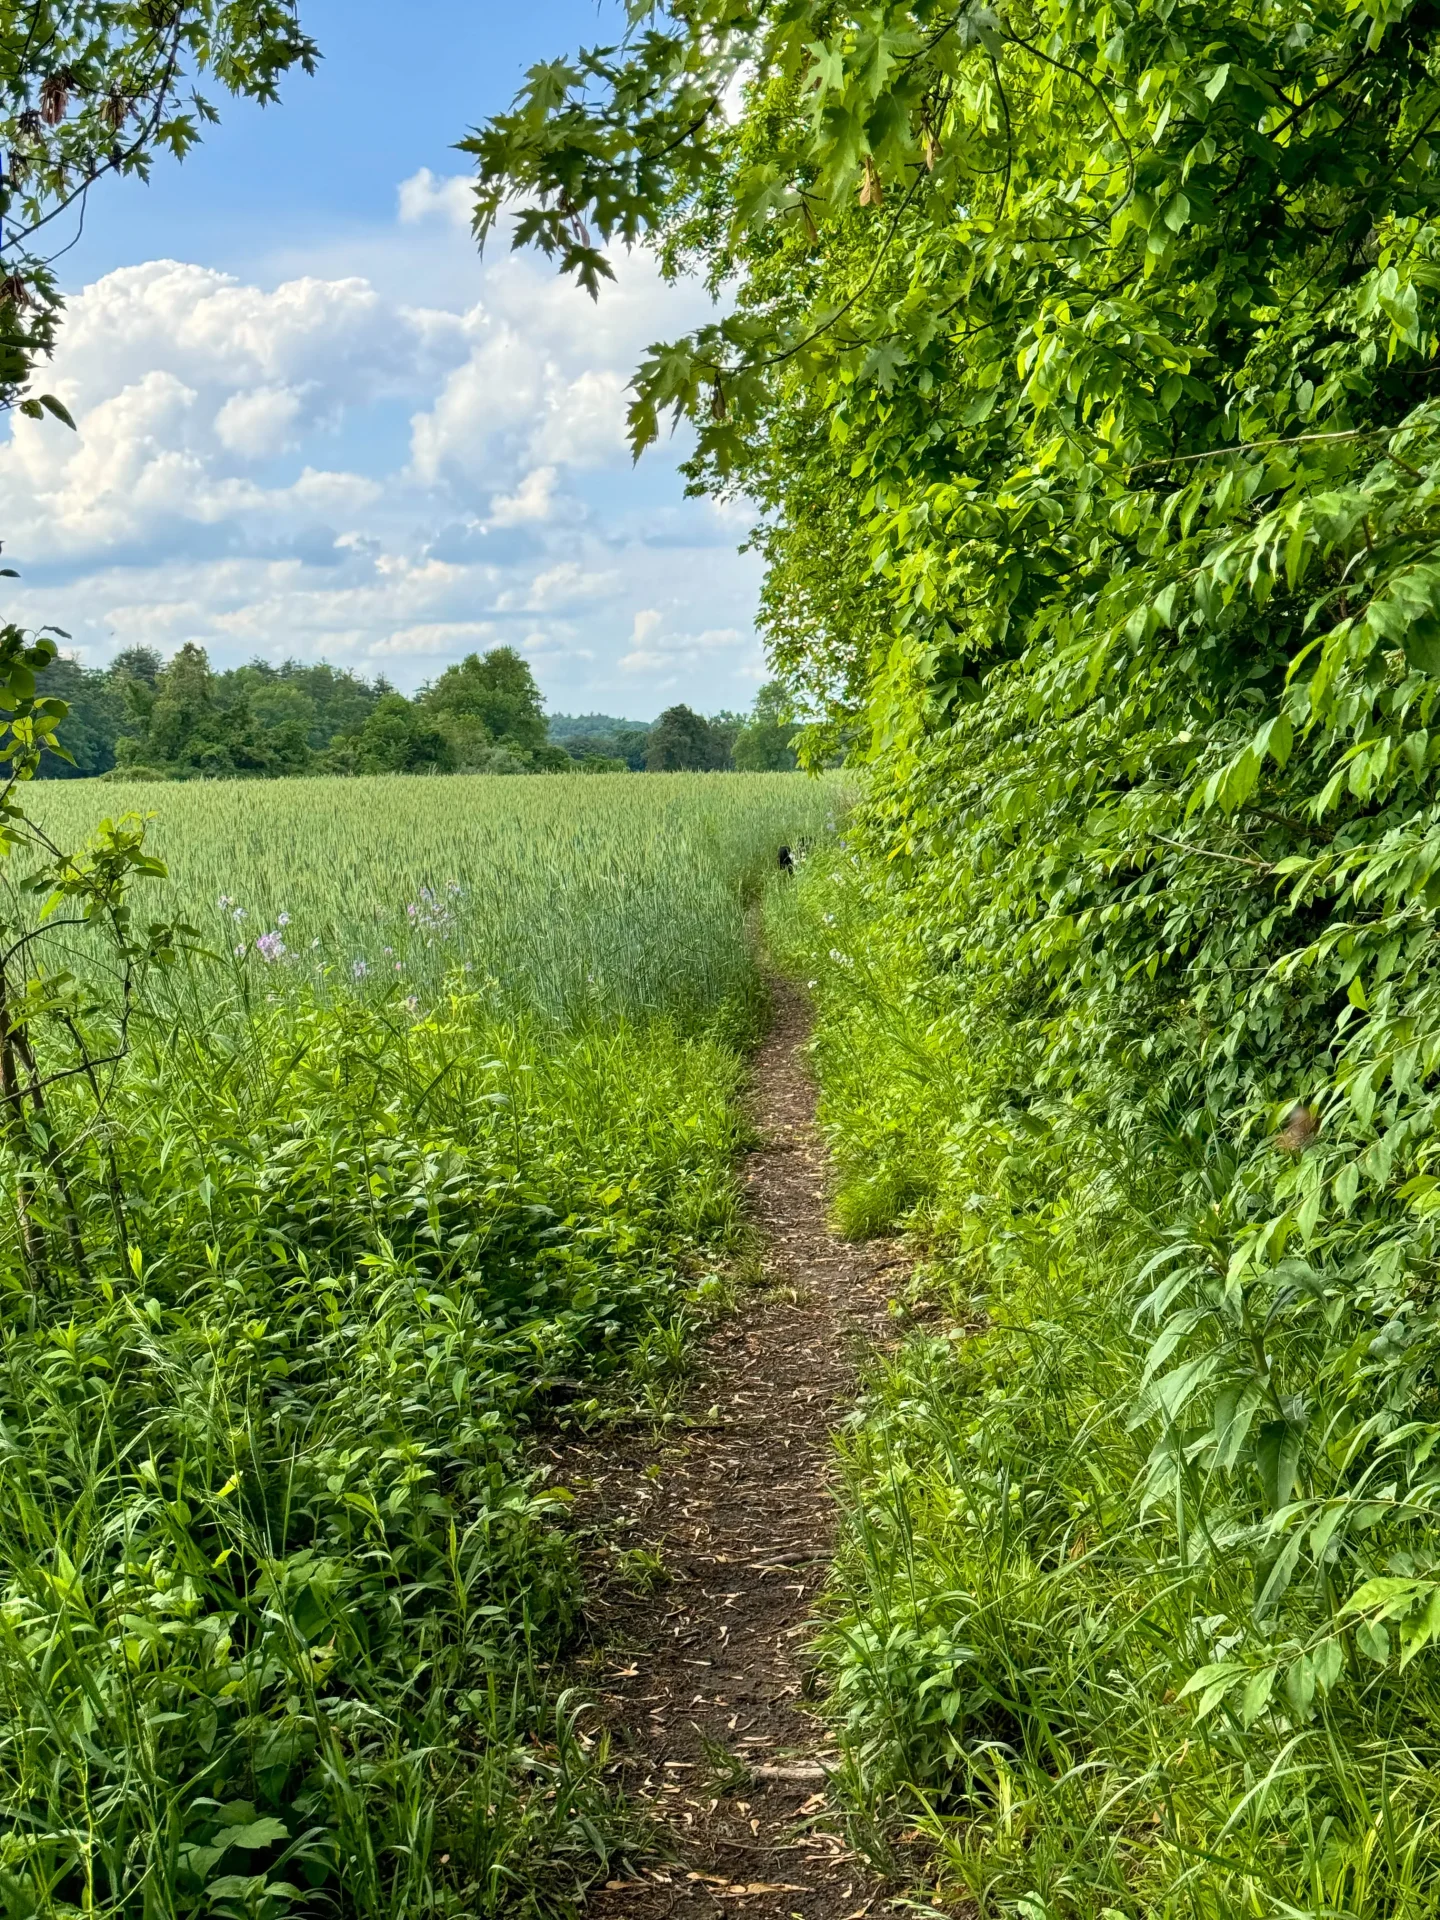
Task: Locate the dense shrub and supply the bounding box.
[478,0,1440,1903]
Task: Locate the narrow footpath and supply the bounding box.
[557,980,904,1920]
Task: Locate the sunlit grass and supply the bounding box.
[0,770,838,1919]
[29,771,842,1026]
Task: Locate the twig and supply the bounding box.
[1148,833,1274,874]
[1129,426,1417,474]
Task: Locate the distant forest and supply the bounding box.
[33,643,799,780]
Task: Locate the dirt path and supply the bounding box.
[557,979,903,1920]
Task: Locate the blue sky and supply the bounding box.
[2,2,764,719]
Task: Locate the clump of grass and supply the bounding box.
[615,1546,671,1593]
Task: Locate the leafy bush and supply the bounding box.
[0,982,745,1918]
[775,823,1440,1914]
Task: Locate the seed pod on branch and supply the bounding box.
[39,73,74,127]
[859,156,884,206]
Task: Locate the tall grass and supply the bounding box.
[773,837,1440,1919]
[0,772,833,1919]
[27,773,841,1027]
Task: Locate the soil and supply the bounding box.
[550,978,908,1920]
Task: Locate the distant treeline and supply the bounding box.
[33,643,799,780]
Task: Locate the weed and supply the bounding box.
[615,1547,672,1594]
[698,1733,751,1795]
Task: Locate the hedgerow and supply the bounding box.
[478,0,1440,1904]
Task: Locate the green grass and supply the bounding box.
[27,772,841,1027]
[0,770,837,1920]
[771,835,1440,1920]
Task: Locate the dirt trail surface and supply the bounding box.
[556,979,903,1920]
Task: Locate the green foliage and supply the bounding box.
[548,713,653,770]
[0,985,744,1918]
[0,1,316,417]
[327,688,454,777]
[773,801,1440,1909]
[732,681,797,771]
[227,659,391,753]
[645,703,732,771]
[0,771,833,1917]
[84,647,393,781]
[38,660,806,786]
[476,0,1440,1901]
[116,640,308,779]
[421,647,555,768]
[31,653,126,778]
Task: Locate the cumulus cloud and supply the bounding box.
[620,613,749,676]
[489,466,558,527]
[397,167,474,231]
[497,560,622,612]
[369,620,500,658]
[214,384,306,458]
[1,183,767,709]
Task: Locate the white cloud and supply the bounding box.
[52,259,468,408]
[3,187,767,710]
[497,561,621,612]
[397,167,473,231]
[489,465,558,526]
[620,617,749,675]
[214,384,305,458]
[369,620,500,658]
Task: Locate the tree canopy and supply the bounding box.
[418,646,567,770]
[0,3,316,425]
[31,644,795,780]
[733,679,798,770]
[645,703,732,770]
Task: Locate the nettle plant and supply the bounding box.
[0,624,183,1291]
